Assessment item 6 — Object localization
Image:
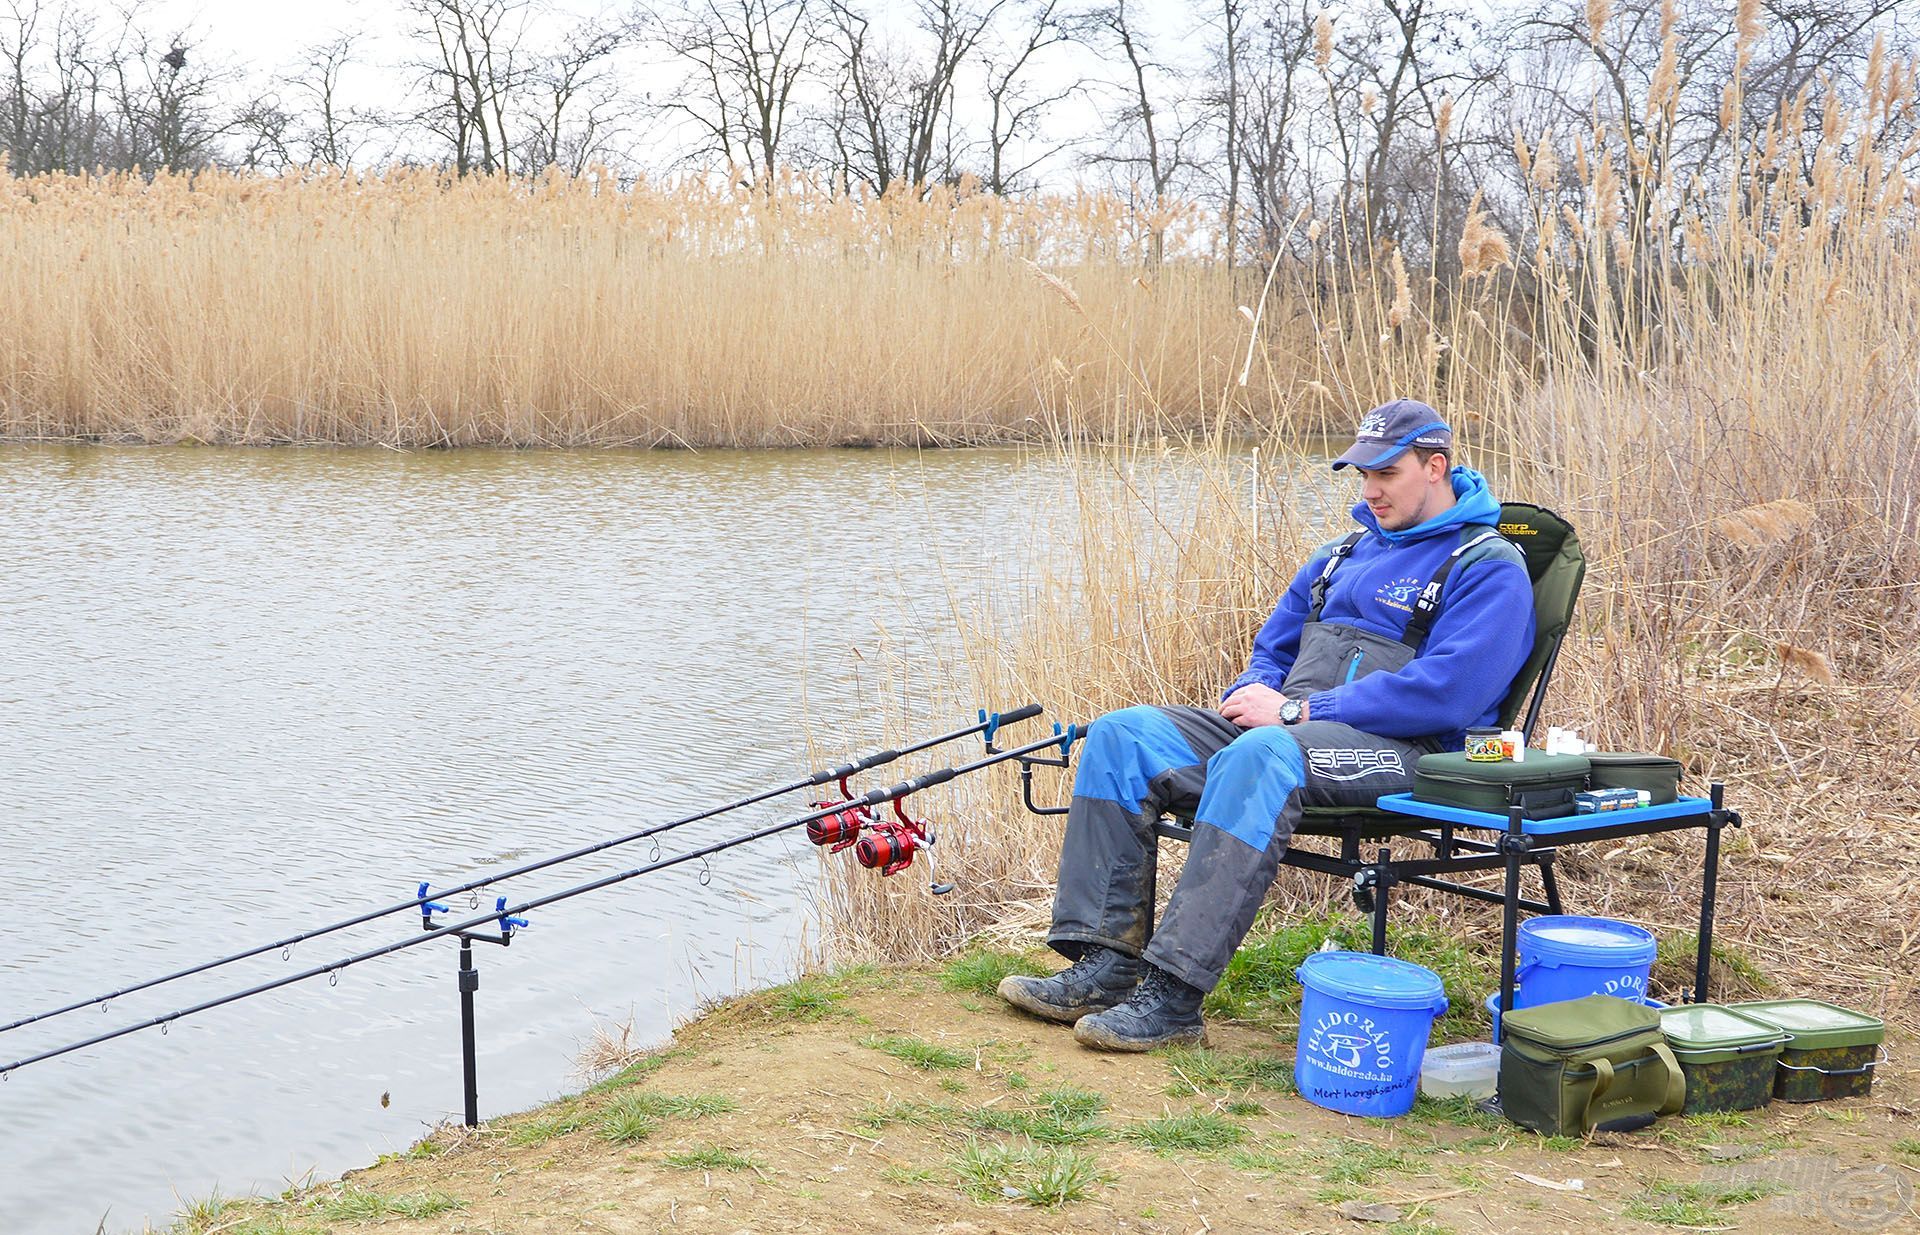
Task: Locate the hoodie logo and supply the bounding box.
[1375,577,1422,612]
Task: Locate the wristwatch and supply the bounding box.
[1279,698,1304,725]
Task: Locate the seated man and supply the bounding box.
[999,399,1536,1050]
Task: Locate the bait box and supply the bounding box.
[1658,1004,1789,1114]
[1731,999,1885,1102]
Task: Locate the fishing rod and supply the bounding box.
[0,721,1082,1081]
[2,705,1042,1038]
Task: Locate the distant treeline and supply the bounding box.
[2,0,1915,268]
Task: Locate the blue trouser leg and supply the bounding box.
[1046,706,1234,960]
[1144,726,1308,991]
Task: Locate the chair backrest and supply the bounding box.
[1491,501,1586,738]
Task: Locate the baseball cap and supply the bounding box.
[1331,399,1453,470]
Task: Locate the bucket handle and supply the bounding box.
[1776,1052,1887,1077]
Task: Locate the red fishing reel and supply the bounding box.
[806,800,875,852]
[854,800,953,894]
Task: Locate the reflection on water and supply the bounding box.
[0,445,1091,1233]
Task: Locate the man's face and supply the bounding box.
[1357,454,1445,530]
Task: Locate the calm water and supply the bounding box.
[0,445,1094,1234]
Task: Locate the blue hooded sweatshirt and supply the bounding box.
[1223,467,1535,749]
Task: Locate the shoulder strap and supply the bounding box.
[1400,528,1507,651]
[1308,532,1367,622]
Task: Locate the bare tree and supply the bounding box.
[823,0,1014,193]
[521,16,627,172]
[978,0,1078,194]
[409,0,532,175]
[654,0,818,178]
[1085,0,1204,261]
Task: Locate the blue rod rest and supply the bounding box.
[416,882,451,928]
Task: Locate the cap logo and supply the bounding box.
[1356,411,1390,438]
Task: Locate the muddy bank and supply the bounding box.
[182,949,1917,1235]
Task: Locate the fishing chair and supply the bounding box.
[1150,501,1589,954]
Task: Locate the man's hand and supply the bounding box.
[1221,683,1306,729]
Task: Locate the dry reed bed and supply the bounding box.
[0,168,1249,446]
[818,73,1920,1031]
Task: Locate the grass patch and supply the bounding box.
[1624,1178,1788,1226]
[940,947,1036,996]
[1208,910,1495,1040]
[1228,1143,1305,1175]
[856,1099,964,1131]
[1404,1094,1505,1131]
[1125,1112,1247,1156]
[859,1033,972,1070]
[1895,1137,1920,1156]
[585,1049,675,1094]
[662,1145,765,1173]
[880,1164,949,1185]
[971,1087,1111,1145]
[1654,932,1773,998]
[1314,1139,1415,1185]
[1161,1046,1293,1095]
[951,1138,1107,1209]
[313,1189,465,1221]
[622,1091,738,1119]
[507,1104,592,1147]
[180,1215,319,1235]
[598,1094,661,1144]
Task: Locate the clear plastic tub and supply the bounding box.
[1420,1041,1500,1100]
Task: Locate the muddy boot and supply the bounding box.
[997,946,1142,1024]
[1071,962,1207,1051]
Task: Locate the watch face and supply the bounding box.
[1281,700,1302,723]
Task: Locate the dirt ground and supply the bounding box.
[207,959,1918,1235]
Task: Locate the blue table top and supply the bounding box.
[1373,793,1715,835]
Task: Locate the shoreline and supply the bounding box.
[159,936,1919,1235]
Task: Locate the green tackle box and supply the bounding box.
[1411,751,1591,819]
[1658,1004,1789,1113]
[1731,999,1886,1102]
[1587,751,1683,805]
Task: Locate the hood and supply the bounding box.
[1350,466,1502,544]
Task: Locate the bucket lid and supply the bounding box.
[1730,999,1886,1051]
[1517,915,1657,967]
[1659,1004,1788,1051]
[1296,952,1448,1012]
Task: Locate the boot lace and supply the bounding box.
[1127,964,1178,1006]
[1060,947,1118,982]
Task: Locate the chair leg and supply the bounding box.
[1539,854,1564,914]
[1370,847,1391,955]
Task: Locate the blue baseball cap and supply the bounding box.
[1331,399,1453,470]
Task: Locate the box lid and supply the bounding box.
[1659,1004,1788,1052]
[1729,999,1886,1051]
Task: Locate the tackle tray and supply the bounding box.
[1587,751,1683,805]
[1410,751,1591,819]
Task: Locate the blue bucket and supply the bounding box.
[1515,915,1658,1007]
[1486,991,1667,1043]
[1294,953,1448,1118]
